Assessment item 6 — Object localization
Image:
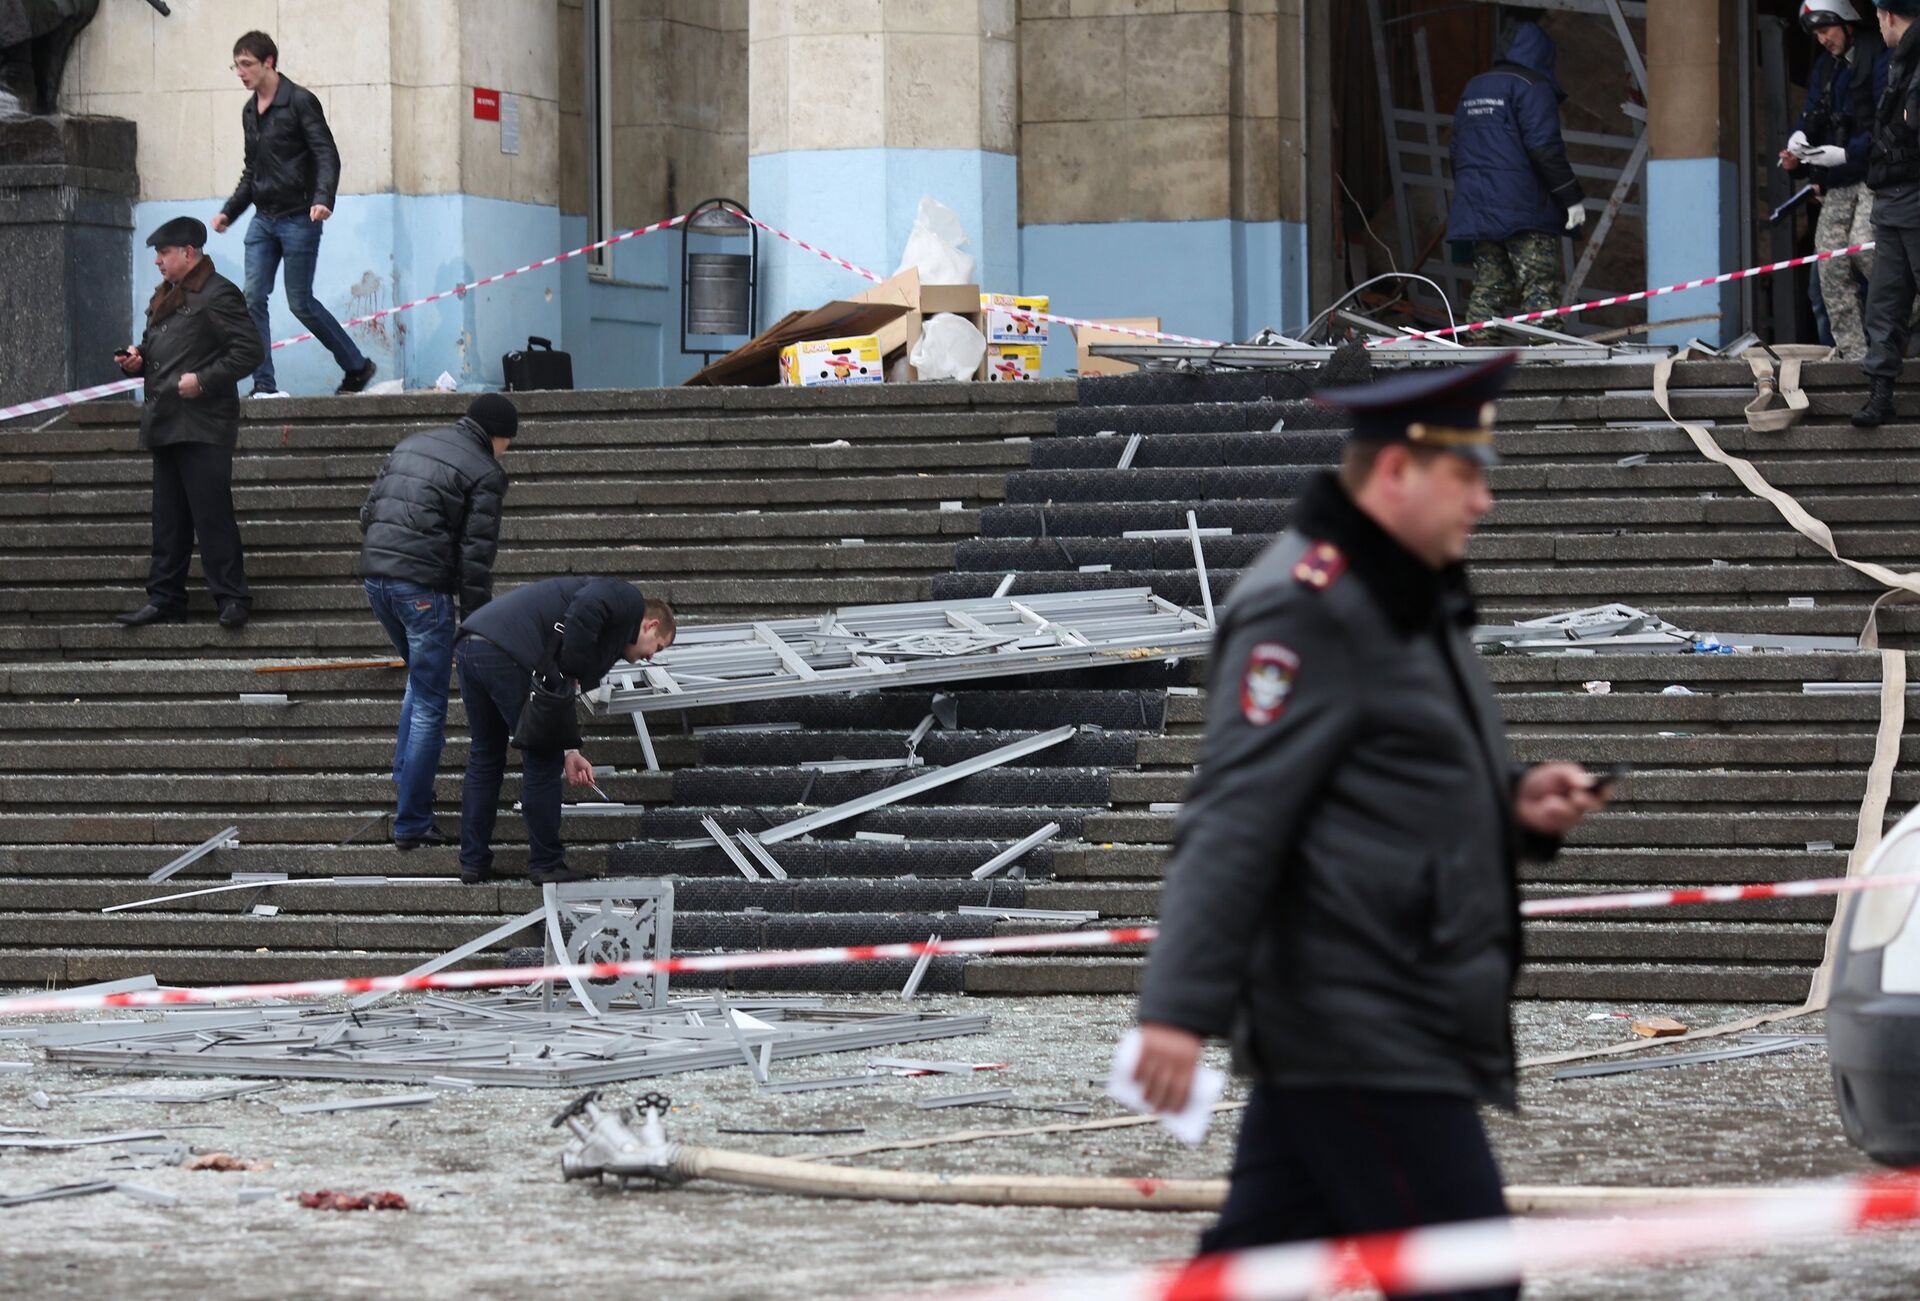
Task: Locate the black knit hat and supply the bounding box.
[466,393,519,442]
[145,216,208,249]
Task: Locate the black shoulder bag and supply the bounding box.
[509,620,583,752]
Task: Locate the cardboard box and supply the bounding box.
[684,300,908,386]
[1074,317,1162,377]
[983,343,1042,382]
[981,292,1050,344]
[779,335,884,387]
[851,269,983,381]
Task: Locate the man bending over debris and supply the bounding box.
[1131,356,1609,1295]
[454,577,675,885]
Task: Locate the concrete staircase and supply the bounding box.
[3,359,1917,1001]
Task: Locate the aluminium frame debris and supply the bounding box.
[40,999,992,1090]
[146,826,240,884]
[592,590,1211,715]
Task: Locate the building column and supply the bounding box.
[1645,0,1740,345]
[747,0,1018,318]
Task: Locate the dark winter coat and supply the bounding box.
[1797,35,1888,190]
[1136,473,1552,1109]
[358,418,509,617]
[457,576,648,690]
[135,255,264,452]
[1869,20,1920,221]
[219,74,342,222]
[1445,23,1583,244]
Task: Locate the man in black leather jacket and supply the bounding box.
[210,30,376,398]
[1132,357,1608,1295]
[357,393,517,851]
[454,577,675,885]
[112,216,265,631]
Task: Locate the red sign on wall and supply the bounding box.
[473,87,500,121]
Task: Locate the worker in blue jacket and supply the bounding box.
[1446,19,1585,325]
[1782,1,1888,360]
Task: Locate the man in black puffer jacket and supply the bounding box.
[357,393,516,851]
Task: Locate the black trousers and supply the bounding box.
[1863,222,1920,381]
[1202,1085,1518,1301]
[147,442,250,611]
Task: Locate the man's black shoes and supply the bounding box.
[114,603,183,627]
[527,863,593,885]
[394,823,455,852]
[218,602,250,629]
[459,867,495,886]
[336,360,378,395]
[1853,377,1897,428]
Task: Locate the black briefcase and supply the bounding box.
[502,336,574,391]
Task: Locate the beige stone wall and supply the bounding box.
[61,0,561,206]
[559,1,748,225]
[1017,0,1297,226]
[748,0,1017,157]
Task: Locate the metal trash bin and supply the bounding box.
[1829,804,1920,1165]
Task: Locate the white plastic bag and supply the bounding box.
[910,312,987,382]
[895,196,975,286]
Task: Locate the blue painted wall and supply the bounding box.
[1019,220,1309,375]
[748,148,1019,320]
[1644,157,1739,346]
[132,193,571,393]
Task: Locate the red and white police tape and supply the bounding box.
[722,205,1877,354]
[3,868,1919,1017]
[938,1168,1920,1300]
[1381,240,1876,345]
[0,212,691,425]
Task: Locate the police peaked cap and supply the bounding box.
[1312,352,1519,467]
[1874,0,1920,19]
[145,216,209,250]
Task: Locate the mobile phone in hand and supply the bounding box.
[1589,764,1628,793]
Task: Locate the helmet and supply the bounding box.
[1801,0,1861,30]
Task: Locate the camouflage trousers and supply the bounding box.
[1816,183,1875,361]
[1466,231,1562,324]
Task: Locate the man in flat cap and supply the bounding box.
[1131,356,1609,1295]
[113,216,265,630]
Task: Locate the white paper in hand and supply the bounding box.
[1105,1027,1226,1147]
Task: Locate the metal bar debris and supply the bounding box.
[970,823,1061,881]
[146,826,240,884]
[756,727,1076,846]
[734,831,791,881]
[1188,511,1215,629]
[914,1088,1016,1110]
[278,1092,440,1115]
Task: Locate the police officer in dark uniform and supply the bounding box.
[1855,0,1920,427]
[1131,355,1609,1298]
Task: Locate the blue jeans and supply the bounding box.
[456,636,566,877]
[364,578,456,839]
[243,212,368,390]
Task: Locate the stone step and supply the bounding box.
[1113,767,1910,808]
[0,507,984,552]
[957,957,1818,1002]
[0,472,1009,521]
[0,839,1052,881]
[1079,808,1877,848]
[0,541,960,586]
[0,437,1033,490]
